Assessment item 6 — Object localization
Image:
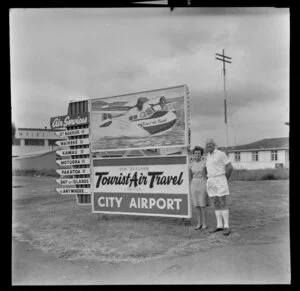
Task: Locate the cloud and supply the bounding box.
[10,8,290,145]
[189,77,288,120]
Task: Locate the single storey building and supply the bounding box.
[12,127,64,157]
[225,137,289,170]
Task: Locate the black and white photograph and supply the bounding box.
[11,5,290,285]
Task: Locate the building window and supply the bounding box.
[24,139,45,146]
[13,138,21,145]
[252,151,259,161]
[48,139,59,146]
[271,150,278,161]
[234,152,241,162]
[139,112,147,119]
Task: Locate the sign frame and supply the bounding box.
[89,84,189,153]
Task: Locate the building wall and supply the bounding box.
[12,144,60,157]
[13,128,64,157]
[12,150,58,171]
[15,128,62,140]
[285,150,289,168]
[229,149,289,170]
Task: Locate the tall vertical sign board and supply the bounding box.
[51,106,92,204]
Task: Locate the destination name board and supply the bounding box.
[56,188,91,195]
[55,138,90,147]
[56,128,89,138]
[92,156,191,218]
[56,178,91,185]
[56,168,91,176]
[56,158,90,166]
[92,164,188,194]
[56,148,90,156]
[50,112,89,129]
[93,192,188,217]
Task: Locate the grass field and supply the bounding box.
[229,168,289,181]
[12,176,289,264]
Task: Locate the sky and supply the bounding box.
[10,7,289,147]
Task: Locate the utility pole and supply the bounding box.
[215,49,232,153]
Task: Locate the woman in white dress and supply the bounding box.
[190,146,209,230]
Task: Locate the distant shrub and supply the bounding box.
[229,168,289,181]
[13,169,59,177]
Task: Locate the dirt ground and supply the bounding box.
[12,176,290,285]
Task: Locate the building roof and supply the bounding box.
[18,127,64,132]
[226,137,289,152]
[12,149,58,159]
[95,149,162,157]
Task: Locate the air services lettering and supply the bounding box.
[95,171,183,189]
[51,115,88,128]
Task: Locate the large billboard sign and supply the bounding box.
[52,84,191,214]
[90,85,188,152]
[92,156,191,217]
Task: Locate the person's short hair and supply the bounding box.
[193,146,204,155]
[205,138,216,147]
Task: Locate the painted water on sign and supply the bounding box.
[90,86,187,151]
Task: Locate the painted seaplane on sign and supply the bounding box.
[94,96,179,136]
